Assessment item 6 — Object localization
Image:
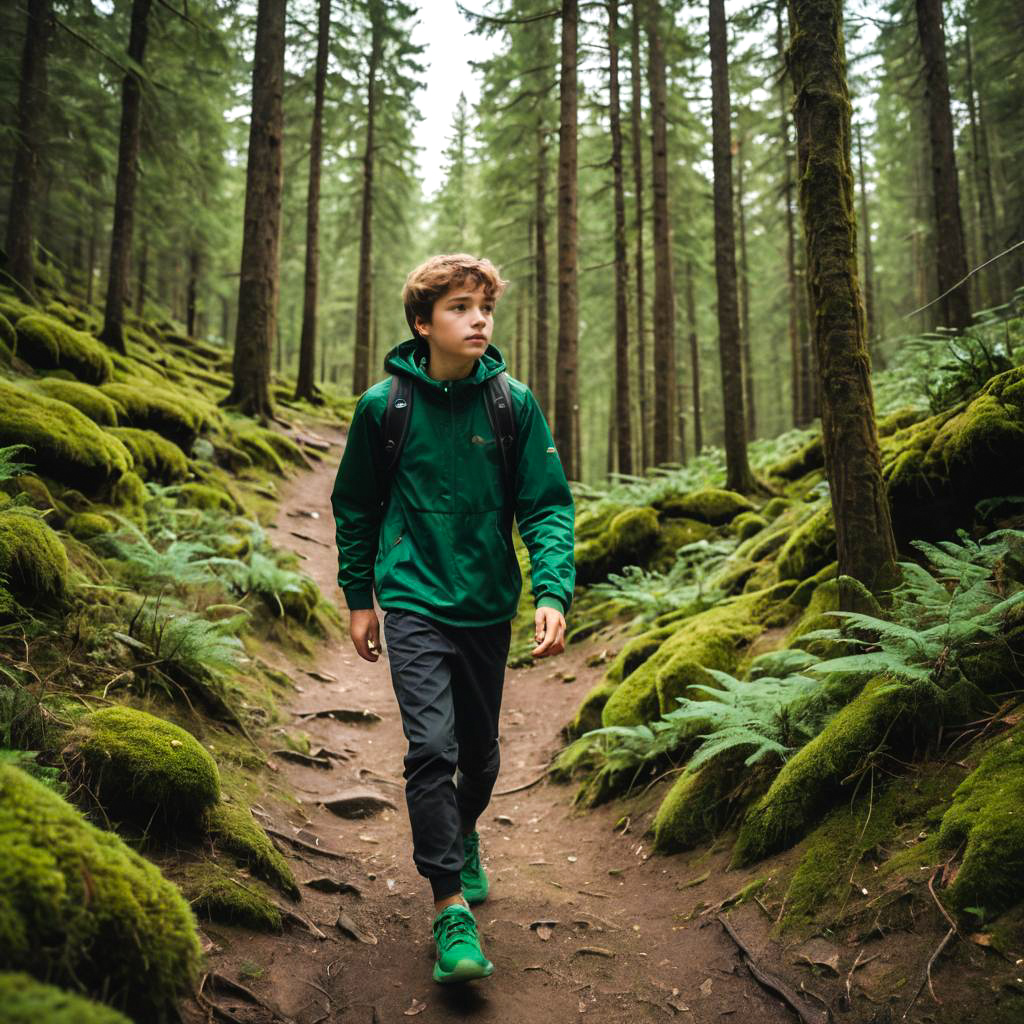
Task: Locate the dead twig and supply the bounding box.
[902,926,956,1018]
[716,915,828,1024]
[493,769,548,796]
[263,824,348,861]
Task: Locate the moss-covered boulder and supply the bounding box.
[0,510,69,606]
[13,315,112,384]
[63,706,220,826]
[768,436,823,481]
[575,502,628,542]
[601,584,795,727]
[204,801,298,898]
[0,973,134,1024]
[762,497,793,520]
[176,482,239,513]
[33,379,120,426]
[181,860,283,932]
[64,512,113,541]
[936,722,1024,916]
[730,676,910,866]
[107,427,188,483]
[109,470,148,520]
[0,379,132,493]
[775,503,835,582]
[99,383,208,449]
[574,506,661,585]
[656,488,757,525]
[0,764,202,1021]
[651,761,745,854]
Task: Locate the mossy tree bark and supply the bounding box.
[352,0,383,397]
[221,0,285,421]
[609,0,633,475]
[100,0,152,356]
[709,0,755,493]
[555,0,580,481]
[5,0,53,302]
[914,0,971,333]
[788,0,899,598]
[534,126,551,421]
[735,131,756,441]
[855,123,882,369]
[646,0,677,466]
[630,1,650,470]
[295,0,329,404]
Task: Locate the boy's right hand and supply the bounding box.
[349,608,381,662]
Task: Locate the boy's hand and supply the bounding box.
[350,608,381,662]
[532,606,566,659]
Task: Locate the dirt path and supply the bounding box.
[178,424,819,1024]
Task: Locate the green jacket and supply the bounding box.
[330,337,576,627]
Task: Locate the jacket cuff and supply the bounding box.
[342,586,375,611]
[536,595,566,614]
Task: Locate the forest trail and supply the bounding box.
[180,420,801,1024]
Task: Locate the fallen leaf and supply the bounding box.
[571,946,615,959]
[567,855,578,863]
[968,932,993,947]
[795,952,840,975]
[494,814,515,826]
[536,925,553,941]
[403,997,426,1015]
[304,876,363,896]
[700,977,713,996]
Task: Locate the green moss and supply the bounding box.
[877,406,926,437]
[0,379,132,493]
[778,763,961,933]
[601,585,794,727]
[203,801,298,898]
[107,427,188,483]
[656,488,757,525]
[0,294,38,324]
[0,510,69,606]
[32,379,120,426]
[775,504,835,582]
[277,574,320,624]
[182,860,283,932]
[575,502,628,542]
[13,315,112,384]
[0,972,134,1024]
[648,517,714,572]
[549,735,603,783]
[0,764,201,1020]
[574,506,661,585]
[790,560,838,608]
[100,383,207,448]
[936,723,1024,916]
[761,497,793,520]
[652,762,747,853]
[731,676,912,867]
[109,470,148,520]
[63,706,220,826]
[64,512,112,541]
[0,313,15,355]
[769,436,823,481]
[176,483,239,513]
[732,511,769,541]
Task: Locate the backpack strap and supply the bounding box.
[380,374,413,511]
[484,371,518,514]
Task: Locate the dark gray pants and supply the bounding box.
[382,609,512,900]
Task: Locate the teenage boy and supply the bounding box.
[330,254,575,985]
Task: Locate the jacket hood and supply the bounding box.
[383,336,507,391]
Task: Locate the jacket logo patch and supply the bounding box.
[394,399,408,409]
[470,435,490,445]
[547,447,557,453]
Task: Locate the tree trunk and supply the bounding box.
[135,230,148,316]
[914,0,971,333]
[86,213,97,306]
[101,0,153,355]
[186,246,199,337]
[527,214,537,389]
[964,28,1001,307]
[685,258,702,456]
[555,0,580,481]
[534,127,551,421]
[353,2,382,395]
[221,0,285,420]
[709,0,754,492]
[630,1,649,470]
[609,0,633,475]
[646,0,677,466]
[735,131,756,441]
[5,0,53,301]
[515,295,524,380]
[295,0,330,402]
[856,123,882,368]
[788,0,899,597]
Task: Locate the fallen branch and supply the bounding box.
[493,769,548,796]
[902,926,956,1018]
[716,915,828,1024]
[263,823,348,861]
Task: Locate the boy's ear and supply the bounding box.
[413,315,429,338]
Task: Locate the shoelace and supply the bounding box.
[435,910,478,947]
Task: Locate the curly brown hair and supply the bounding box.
[401,254,508,335]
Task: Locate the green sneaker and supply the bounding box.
[460,830,488,904]
[431,904,494,983]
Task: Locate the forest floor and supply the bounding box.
[178,418,1016,1024]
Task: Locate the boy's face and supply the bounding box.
[415,282,494,364]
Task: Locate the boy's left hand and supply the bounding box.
[532,606,566,659]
